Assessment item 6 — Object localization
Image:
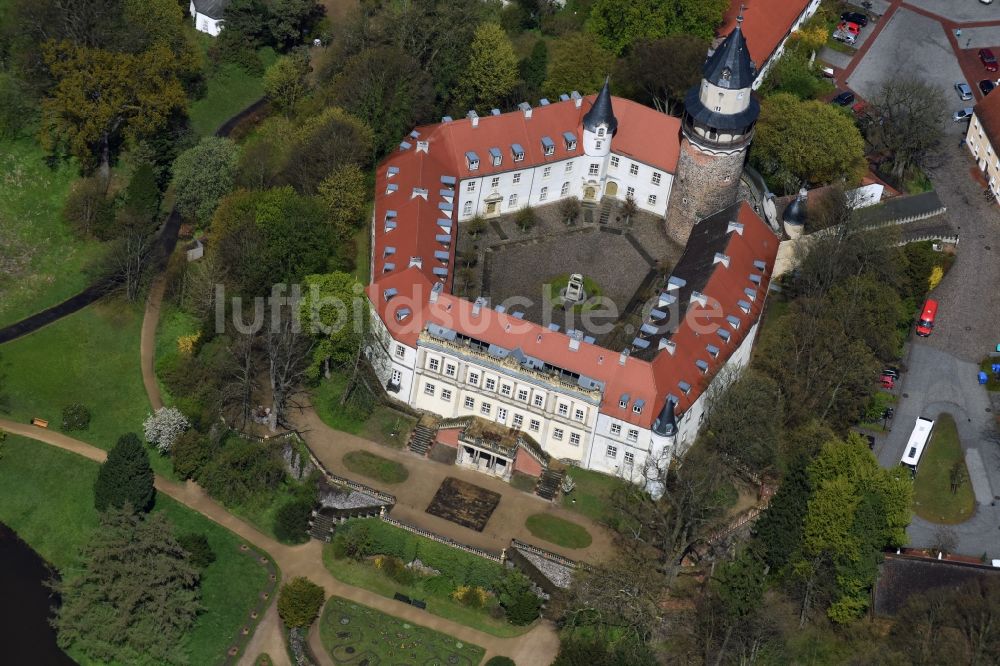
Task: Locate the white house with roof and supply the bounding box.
[189,0,229,36]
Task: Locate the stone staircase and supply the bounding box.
[598,198,614,225]
[308,511,335,542]
[408,415,438,456]
[535,467,565,501]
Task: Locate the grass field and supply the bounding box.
[0,436,270,664]
[312,374,415,448]
[0,137,104,328]
[320,596,486,664]
[560,465,625,523]
[0,301,172,475]
[321,548,529,638]
[188,32,276,137]
[343,450,409,484]
[525,513,593,549]
[912,413,975,524]
[154,305,201,405]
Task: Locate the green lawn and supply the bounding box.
[913,413,975,524]
[0,436,270,664]
[0,137,105,328]
[321,548,529,638]
[525,513,593,549]
[560,465,625,523]
[154,305,201,405]
[188,33,276,137]
[343,450,409,484]
[313,373,415,448]
[320,596,486,664]
[227,476,311,543]
[0,301,173,476]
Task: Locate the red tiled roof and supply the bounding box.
[369,202,778,430]
[718,0,813,70]
[974,87,1000,149]
[371,95,681,288]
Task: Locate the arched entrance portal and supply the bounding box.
[484,193,502,216]
[605,181,619,198]
[583,185,598,201]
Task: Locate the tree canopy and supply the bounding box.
[172,137,241,225]
[586,0,727,55]
[93,432,155,513]
[462,23,518,109]
[543,34,615,99]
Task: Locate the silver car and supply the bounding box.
[955,82,973,100]
[953,107,974,122]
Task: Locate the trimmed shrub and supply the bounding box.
[93,433,155,513]
[504,591,542,625]
[277,577,325,629]
[374,554,418,586]
[451,585,490,608]
[171,430,218,479]
[177,533,216,569]
[274,498,313,544]
[61,403,92,431]
[485,658,516,666]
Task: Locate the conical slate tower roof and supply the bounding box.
[703,15,756,90]
[652,397,677,438]
[583,78,618,134]
[783,188,808,227]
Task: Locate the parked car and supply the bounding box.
[880,374,896,390]
[833,21,861,43]
[980,48,998,73]
[953,107,975,122]
[956,82,974,100]
[881,368,899,379]
[841,11,869,27]
[980,79,996,96]
[832,90,856,106]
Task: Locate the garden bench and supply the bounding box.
[31,417,49,428]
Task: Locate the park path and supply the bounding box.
[140,277,166,411]
[0,418,561,666]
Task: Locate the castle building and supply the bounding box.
[363,25,778,488]
[189,0,228,36]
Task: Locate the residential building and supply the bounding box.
[966,89,1000,202]
[189,0,228,36]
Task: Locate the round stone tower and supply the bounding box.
[665,14,760,244]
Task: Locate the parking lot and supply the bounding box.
[847,8,965,102]
[905,0,1000,23]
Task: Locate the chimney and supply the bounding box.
[619,349,629,366]
[467,110,479,127]
[571,91,582,108]
[430,282,442,304]
[568,330,582,351]
[518,102,532,119]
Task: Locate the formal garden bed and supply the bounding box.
[322,519,540,638]
[319,596,485,665]
[426,477,501,532]
[525,513,593,549]
[0,436,270,664]
[343,450,409,484]
[912,413,975,524]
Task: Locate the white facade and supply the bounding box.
[367,309,418,400]
[750,0,823,90]
[190,2,224,36]
[966,114,1000,202]
[457,152,674,221]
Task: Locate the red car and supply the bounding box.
[838,21,861,36]
[980,48,999,73]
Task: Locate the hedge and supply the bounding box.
[335,518,503,590]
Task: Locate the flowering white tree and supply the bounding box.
[144,407,189,454]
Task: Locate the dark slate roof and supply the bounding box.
[652,397,677,437]
[703,21,756,90]
[582,79,618,134]
[783,190,807,226]
[684,86,760,131]
[874,554,1000,616]
[192,0,230,19]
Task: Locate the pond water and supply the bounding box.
[0,522,76,665]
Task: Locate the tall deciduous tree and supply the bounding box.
[586,0,726,55]
[264,51,312,115]
[40,41,187,177]
[620,36,707,114]
[316,164,368,238]
[53,508,201,665]
[544,34,615,99]
[300,272,366,383]
[281,107,372,194]
[751,93,866,194]
[329,45,435,157]
[93,433,155,513]
[172,137,241,226]
[866,77,946,183]
[462,23,519,109]
[703,369,784,473]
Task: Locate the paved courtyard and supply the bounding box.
[904,0,1000,23]
[847,8,964,102]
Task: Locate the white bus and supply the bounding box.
[900,417,935,473]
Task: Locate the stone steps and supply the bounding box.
[308,511,335,542]
[535,468,565,501]
[408,424,436,456]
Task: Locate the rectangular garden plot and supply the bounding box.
[425,477,500,532]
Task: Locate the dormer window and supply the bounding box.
[489,147,502,166]
[563,131,577,151]
[721,67,732,81]
[597,127,606,138]
[512,143,524,162]
[466,151,479,171]
[541,136,555,156]
[619,394,629,409]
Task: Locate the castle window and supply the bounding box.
[627,429,639,442]
[610,156,619,168]
[651,171,662,186]
[606,444,617,458]
[595,140,602,150]
[565,161,573,173]
[508,194,517,207]
[721,67,732,81]
[560,182,570,196]
[647,194,657,206]
[513,172,521,184]
[541,136,555,155]
[466,152,480,170]
[490,176,500,188]
[629,163,639,176]
[464,396,475,409]
[563,132,577,150]
[624,451,635,465]
[610,423,622,435]
[512,143,525,162]
[466,181,475,192]
[588,163,599,176]
[513,413,523,428]
[543,166,551,178]
[540,187,548,201]
[553,428,564,441]
[570,432,581,446]
[463,201,472,215]
[489,147,502,166]
[597,127,606,138]
[627,186,635,199]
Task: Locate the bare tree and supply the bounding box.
[931,527,958,557]
[222,324,260,430]
[866,77,947,183]
[264,304,313,431]
[97,223,156,302]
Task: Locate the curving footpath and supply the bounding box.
[0,419,560,666]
